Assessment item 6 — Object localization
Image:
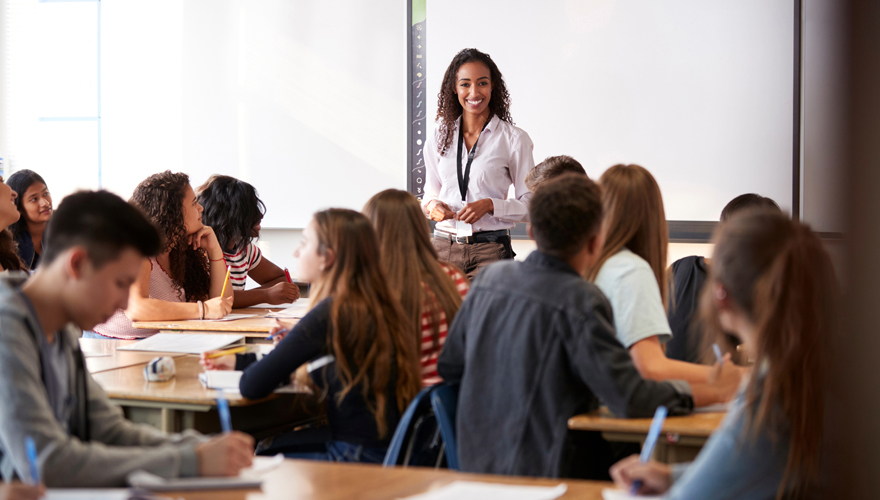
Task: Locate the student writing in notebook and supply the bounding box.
[438,174,695,479]
[0,176,26,273]
[610,209,836,500]
[201,209,421,462]
[0,191,254,487]
[197,175,300,308]
[588,164,742,406]
[6,170,52,271]
[363,189,469,386]
[92,171,232,339]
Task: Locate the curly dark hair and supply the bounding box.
[435,48,513,155]
[7,169,48,239]
[196,175,265,255]
[130,171,210,302]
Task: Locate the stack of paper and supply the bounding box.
[117,333,244,354]
[403,481,568,500]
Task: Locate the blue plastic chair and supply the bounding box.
[430,382,460,470]
[383,385,436,467]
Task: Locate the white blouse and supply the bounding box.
[422,115,535,232]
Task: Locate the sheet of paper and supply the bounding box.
[403,481,567,500]
[266,298,312,319]
[205,313,258,322]
[601,488,662,500]
[128,470,262,491]
[81,352,111,358]
[455,219,473,238]
[45,489,131,500]
[117,333,243,354]
[242,453,285,476]
[249,302,294,309]
[693,402,730,413]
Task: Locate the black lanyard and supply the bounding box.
[456,115,490,202]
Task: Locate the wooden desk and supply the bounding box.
[132,308,297,341]
[79,338,188,374]
[568,408,726,463]
[91,355,319,435]
[169,459,613,500]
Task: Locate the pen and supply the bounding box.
[220,265,231,298]
[712,343,724,364]
[284,268,292,284]
[25,436,39,485]
[206,346,247,358]
[630,406,668,495]
[216,391,232,433]
[266,328,289,341]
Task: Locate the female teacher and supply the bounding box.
[422,48,535,280]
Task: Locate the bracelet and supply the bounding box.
[198,300,205,320]
[209,257,225,262]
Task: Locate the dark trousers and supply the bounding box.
[432,236,515,281]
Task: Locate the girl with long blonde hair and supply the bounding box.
[590,164,740,406]
[364,189,469,385]
[611,208,836,499]
[202,209,422,462]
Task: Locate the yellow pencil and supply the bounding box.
[206,346,247,358]
[220,265,231,298]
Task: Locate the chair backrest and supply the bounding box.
[430,382,460,470]
[383,385,436,467]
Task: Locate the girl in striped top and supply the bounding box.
[197,175,300,308]
[363,189,469,385]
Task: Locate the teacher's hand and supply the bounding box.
[456,199,494,224]
[427,200,456,222]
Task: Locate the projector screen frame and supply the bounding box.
[407,0,804,243]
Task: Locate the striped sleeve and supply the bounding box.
[419,262,470,386]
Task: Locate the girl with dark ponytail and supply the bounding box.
[610,208,838,500]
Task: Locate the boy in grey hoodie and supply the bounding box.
[0,190,254,487]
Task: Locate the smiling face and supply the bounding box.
[21,182,52,225]
[456,61,493,118]
[181,184,205,236]
[0,177,20,228]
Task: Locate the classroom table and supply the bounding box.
[167,459,614,500]
[90,353,320,435]
[131,308,295,342]
[568,408,726,463]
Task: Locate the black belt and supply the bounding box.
[433,229,510,245]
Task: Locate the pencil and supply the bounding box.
[220,265,231,298]
[206,346,247,358]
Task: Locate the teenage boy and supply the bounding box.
[438,173,695,478]
[0,191,254,487]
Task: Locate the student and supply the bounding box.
[0,191,254,487]
[0,176,26,273]
[610,209,835,500]
[92,171,232,339]
[202,209,421,462]
[6,170,52,270]
[0,483,43,500]
[197,175,300,308]
[588,164,741,406]
[422,48,535,279]
[525,155,587,192]
[437,173,696,478]
[363,189,469,386]
[666,194,781,363]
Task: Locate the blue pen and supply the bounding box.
[266,328,289,341]
[216,391,232,433]
[712,343,724,364]
[25,436,39,485]
[630,406,668,495]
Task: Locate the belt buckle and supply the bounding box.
[454,235,472,244]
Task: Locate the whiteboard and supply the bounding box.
[101,0,408,228]
[426,0,795,221]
